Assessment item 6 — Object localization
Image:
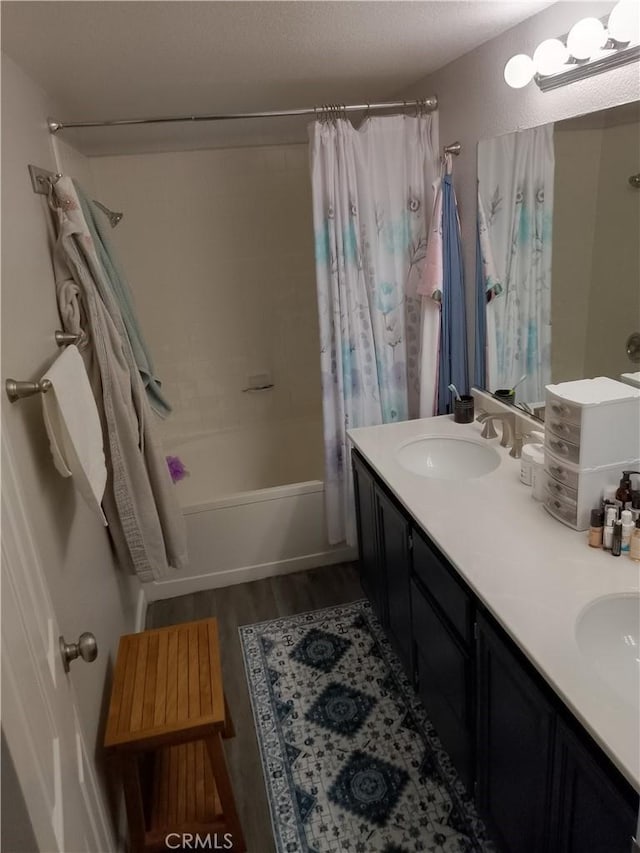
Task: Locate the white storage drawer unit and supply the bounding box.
[544,377,640,530]
[545,377,640,469]
[543,451,640,530]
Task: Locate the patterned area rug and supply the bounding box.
[240,600,494,853]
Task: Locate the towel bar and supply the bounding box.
[5,378,52,403]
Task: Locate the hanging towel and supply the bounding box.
[437,155,468,414]
[51,176,187,582]
[41,345,108,525]
[417,178,443,417]
[73,181,172,419]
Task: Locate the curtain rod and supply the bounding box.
[47,97,438,134]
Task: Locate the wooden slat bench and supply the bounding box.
[105,618,245,852]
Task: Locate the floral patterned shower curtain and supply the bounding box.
[477,125,555,404]
[310,114,439,545]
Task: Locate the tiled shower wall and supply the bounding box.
[89,144,322,442]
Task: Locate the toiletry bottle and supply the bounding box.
[602,485,619,509]
[615,471,640,510]
[588,508,604,548]
[603,504,618,550]
[630,519,640,562]
[631,492,640,523]
[621,510,634,552]
[611,520,623,556]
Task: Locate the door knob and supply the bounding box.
[59,632,98,673]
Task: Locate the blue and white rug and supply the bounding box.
[240,600,494,853]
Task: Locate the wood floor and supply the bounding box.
[146,562,363,853]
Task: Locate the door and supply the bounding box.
[1,422,116,852]
[352,452,386,624]
[549,718,637,853]
[476,613,554,853]
[375,486,412,677]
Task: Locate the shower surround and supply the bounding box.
[88,143,351,595]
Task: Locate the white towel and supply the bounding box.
[42,345,108,525]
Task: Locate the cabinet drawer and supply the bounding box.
[547,417,581,446]
[545,432,581,466]
[545,454,580,491]
[546,394,582,425]
[412,580,473,790]
[545,478,578,504]
[413,531,472,646]
[544,493,578,528]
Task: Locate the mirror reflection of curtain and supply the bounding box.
[478,125,554,403]
[310,114,439,545]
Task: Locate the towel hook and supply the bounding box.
[5,378,52,403]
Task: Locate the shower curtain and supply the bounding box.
[310,113,439,545]
[478,125,554,403]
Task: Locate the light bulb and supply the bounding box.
[608,0,640,44]
[532,39,570,75]
[567,17,607,59]
[504,54,536,88]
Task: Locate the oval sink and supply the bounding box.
[395,436,501,480]
[575,594,640,710]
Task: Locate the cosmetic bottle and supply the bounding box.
[621,510,634,552]
[588,508,604,548]
[611,520,623,556]
[603,504,618,550]
[629,519,640,562]
[602,485,620,509]
[615,471,640,511]
[631,492,640,523]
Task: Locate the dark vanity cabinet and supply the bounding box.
[375,488,413,678]
[352,451,386,624]
[549,719,638,853]
[412,532,474,792]
[352,450,413,678]
[351,448,639,853]
[476,613,555,852]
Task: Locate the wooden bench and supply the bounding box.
[105,618,245,852]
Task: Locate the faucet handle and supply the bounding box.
[480,418,498,439]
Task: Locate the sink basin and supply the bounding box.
[575,594,640,709]
[395,436,501,480]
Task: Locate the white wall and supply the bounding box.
[584,119,640,378]
[552,118,640,383]
[551,125,602,382]
[1,52,139,833]
[401,0,640,370]
[88,144,322,446]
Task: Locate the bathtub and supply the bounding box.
[143,419,355,602]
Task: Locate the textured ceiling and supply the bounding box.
[2,0,553,155]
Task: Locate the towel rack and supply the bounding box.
[5,331,81,402]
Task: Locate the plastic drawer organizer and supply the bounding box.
[543,378,640,531]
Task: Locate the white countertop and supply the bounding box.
[348,415,640,791]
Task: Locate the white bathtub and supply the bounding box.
[143,420,355,602]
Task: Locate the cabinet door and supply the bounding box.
[412,580,473,791]
[376,486,412,678]
[476,613,554,853]
[550,718,637,853]
[352,452,386,624]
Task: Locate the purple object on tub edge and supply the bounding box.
[166,455,189,483]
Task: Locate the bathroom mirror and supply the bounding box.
[476,100,640,419]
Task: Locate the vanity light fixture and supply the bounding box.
[504,0,640,91]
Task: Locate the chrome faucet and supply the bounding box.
[476,411,513,448]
